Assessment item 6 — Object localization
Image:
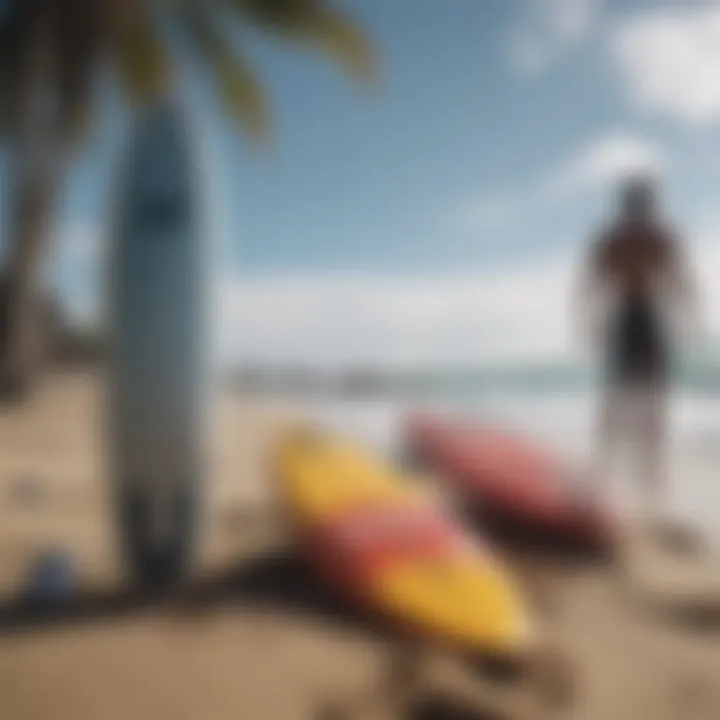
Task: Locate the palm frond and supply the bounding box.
[233,0,377,83]
[0,0,44,130]
[180,2,270,142]
[110,2,169,106]
[54,0,102,139]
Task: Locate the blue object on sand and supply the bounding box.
[24,551,77,609]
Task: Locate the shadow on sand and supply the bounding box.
[0,546,379,639]
[0,536,562,719]
[406,694,505,720]
[3,514,720,639]
[2,514,720,720]
[0,547,509,719]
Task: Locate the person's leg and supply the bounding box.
[614,298,669,522]
[635,380,668,523]
[596,305,633,500]
[594,381,624,495]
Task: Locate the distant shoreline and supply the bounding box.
[228,360,720,397]
[47,329,720,397]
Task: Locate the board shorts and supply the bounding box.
[607,297,670,389]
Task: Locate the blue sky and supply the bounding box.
[46,0,720,366]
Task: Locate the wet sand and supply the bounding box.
[1,372,720,720]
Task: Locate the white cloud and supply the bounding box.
[51,222,105,326]
[54,219,720,371]
[459,132,663,230]
[510,0,601,75]
[611,5,720,124]
[217,220,720,369]
[55,223,588,370]
[217,256,582,369]
[545,132,664,199]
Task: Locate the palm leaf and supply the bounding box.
[0,0,98,140]
[54,0,102,140]
[0,0,44,130]
[110,2,169,106]
[233,0,377,82]
[180,2,270,142]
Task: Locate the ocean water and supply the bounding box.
[279,386,720,537]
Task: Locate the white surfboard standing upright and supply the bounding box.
[109,97,209,589]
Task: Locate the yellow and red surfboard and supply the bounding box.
[275,425,532,657]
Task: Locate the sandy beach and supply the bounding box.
[1,372,720,720]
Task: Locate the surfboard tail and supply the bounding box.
[117,481,200,590]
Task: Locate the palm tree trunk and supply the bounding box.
[0,12,68,403]
[0,148,61,400]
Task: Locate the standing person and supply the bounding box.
[577,175,700,523]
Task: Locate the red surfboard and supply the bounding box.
[404,414,618,552]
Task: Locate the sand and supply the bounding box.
[1,371,720,720]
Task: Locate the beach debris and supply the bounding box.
[7,472,48,509]
[22,550,77,610]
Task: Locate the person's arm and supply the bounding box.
[573,234,608,354]
[665,235,702,344]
